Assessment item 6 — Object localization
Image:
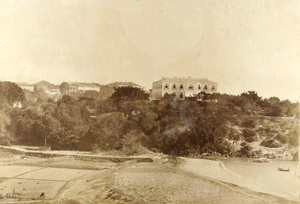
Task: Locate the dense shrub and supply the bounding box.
[0,82,25,103]
[110,87,149,104]
[243,128,256,142]
[228,129,241,141]
[1,85,298,156]
[260,139,282,148]
[266,105,283,117]
[239,142,252,156]
[241,118,256,128]
[274,134,288,144]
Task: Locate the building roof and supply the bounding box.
[35,80,59,89]
[64,82,100,88]
[106,81,141,88]
[153,77,217,84]
[199,78,218,84]
[78,83,99,88]
[15,82,34,86]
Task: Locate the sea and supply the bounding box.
[221,157,299,202]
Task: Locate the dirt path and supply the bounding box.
[55,170,114,204]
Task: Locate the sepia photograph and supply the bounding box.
[0,0,299,203]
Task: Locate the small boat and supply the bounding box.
[278,167,289,172]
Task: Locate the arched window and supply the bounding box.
[180,92,184,99]
[204,85,208,90]
[211,85,215,91]
[188,84,194,90]
[164,84,169,89]
[179,84,184,89]
[198,84,201,90]
[172,84,177,89]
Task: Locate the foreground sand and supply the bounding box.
[0,150,298,204]
[113,161,296,204]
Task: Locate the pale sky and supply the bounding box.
[0,0,300,101]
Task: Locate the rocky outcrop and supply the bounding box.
[252,158,271,163]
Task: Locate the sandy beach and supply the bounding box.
[112,158,297,204]
[0,149,298,203]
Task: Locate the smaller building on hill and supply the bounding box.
[34,81,60,95]
[60,82,100,94]
[15,82,34,92]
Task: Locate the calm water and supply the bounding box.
[220,157,299,201]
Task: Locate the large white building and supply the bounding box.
[151,77,217,100]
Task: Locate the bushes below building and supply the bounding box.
[0,86,299,157]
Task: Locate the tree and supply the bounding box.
[59,82,69,94]
[8,109,60,147]
[56,95,81,118]
[241,118,255,128]
[96,99,117,114]
[241,91,261,104]
[266,105,283,117]
[110,87,149,104]
[83,90,101,101]
[258,98,271,108]
[0,109,13,145]
[197,91,211,100]
[161,93,176,101]
[0,82,25,103]
[268,97,280,105]
[98,85,115,100]
[243,128,256,142]
[89,112,130,151]
[239,142,252,157]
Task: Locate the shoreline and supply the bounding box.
[179,157,300,202]
[0,145,299,202]
[0,148,299,203]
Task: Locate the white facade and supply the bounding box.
[61,82,100,93]
[78,84,100,92]
[152,77,217,100]
[16,83,34,92]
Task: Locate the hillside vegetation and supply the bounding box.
[0,82,298,158]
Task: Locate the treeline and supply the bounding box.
[0,82,298,156]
